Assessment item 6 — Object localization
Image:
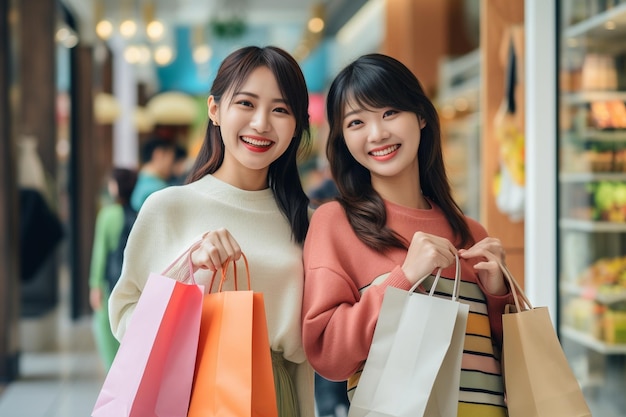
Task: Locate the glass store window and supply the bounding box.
[558,2,626,416]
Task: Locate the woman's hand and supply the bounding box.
[402,232,457,285]
[458,237,507,295]
[190,228,242,272]
[90,287,102,311]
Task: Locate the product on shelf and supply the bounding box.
[590,181,626,222]
[590,100,626,129]
[604,309,626,344]
[578,255,626,287]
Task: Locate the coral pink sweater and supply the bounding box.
[302,200,513,382]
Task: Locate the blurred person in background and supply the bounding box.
[130,137,177,211]
[169,144,190,185]
[89,167,138,371]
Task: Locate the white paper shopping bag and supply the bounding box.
[349,257,468,417]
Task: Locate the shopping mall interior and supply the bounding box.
[1,0,625,416]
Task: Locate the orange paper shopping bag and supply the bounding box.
[187,254,278,417]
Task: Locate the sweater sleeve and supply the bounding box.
[108,190,187,340]
[302,205,412,381]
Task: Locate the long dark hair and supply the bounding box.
[111,167,138,207]
[186,46,310,244]
[326,53,473,251]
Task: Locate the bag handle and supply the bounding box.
[497,260,533,311]
[207,253,251,293]
[409,254,461,301]
[161,239,204,285]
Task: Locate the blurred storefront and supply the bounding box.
[2,1,625,415]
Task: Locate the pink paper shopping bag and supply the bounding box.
[92,251,203,417]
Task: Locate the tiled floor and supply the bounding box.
[0,350,104,417]
[0,265,106,417]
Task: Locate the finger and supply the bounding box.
[191,247,218,271]
[213,229,242,262]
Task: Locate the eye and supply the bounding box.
[236,100,254,108]
[383,109,399,118]
[273,106,291,115]
[346,119,363,128]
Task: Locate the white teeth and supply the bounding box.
[241,136,272,147]
[370,145,399,156]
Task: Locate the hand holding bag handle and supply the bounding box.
[206,253,251,293]
[409,254,462,299]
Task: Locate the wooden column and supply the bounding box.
[382,0,448,96]
[19,0,57,176]
[480,0,525,283]
[69,45,97,319]
[0,0,21,382]
[382,0,475,96]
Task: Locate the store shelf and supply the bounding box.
[562,129,626,142]
[561,282,626,304]
[562,91,626,105]
[560,172,626,182]
[560,218,626,232]
[564,2,626,41]
[561,326,626,354]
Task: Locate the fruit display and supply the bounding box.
[578,255,626,288]
[588,181,626,222]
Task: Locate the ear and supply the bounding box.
[207,95,220,126]
[419,117,427,130]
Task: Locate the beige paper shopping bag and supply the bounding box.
[499,262,592,417]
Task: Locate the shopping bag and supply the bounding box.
[499,262,592,417]
[187,254,278,417]
[349,256,469,417]
[92,243,204,417]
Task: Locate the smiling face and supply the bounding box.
[342,101,426,186]
[207,66,297,189]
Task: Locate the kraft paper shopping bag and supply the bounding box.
[499,262,592,417]
[349,256,469,417]
[187,254,278,417]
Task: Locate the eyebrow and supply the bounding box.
[343,108,362,119]
[234,91,287,104]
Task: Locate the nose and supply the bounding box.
[367,121,389,142]
[250,110,270,133]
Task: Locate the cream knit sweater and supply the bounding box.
[109,174,314,417]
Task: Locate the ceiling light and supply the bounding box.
[143,1,164,41]
[604,20,616,30]
[154,45,174,66]
[308,17,324,33]
[94,0,113,40]
[55,26,79,48]
[146,20,165,40]
[124,45,141,64]
[193,45,213,63]
[96,20,114,39]
[120,19,137,38]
